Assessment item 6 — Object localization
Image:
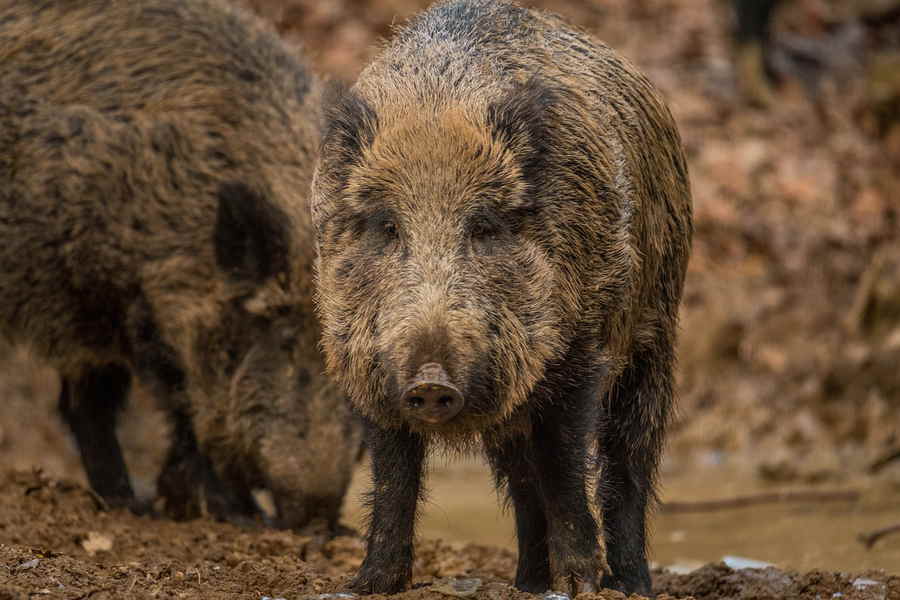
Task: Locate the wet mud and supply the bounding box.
[1,469,898,600]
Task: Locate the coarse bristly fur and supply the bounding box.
[311,0,692,595]
[0,0,361,530]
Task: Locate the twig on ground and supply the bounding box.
[868,447,900,474]
[858,523,900,549]
[83,489,110,512]
[660,489,860,513]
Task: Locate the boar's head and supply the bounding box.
[311,82,579,439]
[189,180,361,529]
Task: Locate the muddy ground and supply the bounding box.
[2,0,900,598]
[1,469,898,600]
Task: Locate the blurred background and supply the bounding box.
[1,0,898,576]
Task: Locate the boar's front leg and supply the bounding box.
[58,363,137,510]
[156,406,258,522]
[596,346,671,597]
[126,299,255,522]
[530,392,603,596]
[486,436,551,593]
[350,419,425,595]
[487,386,603,596]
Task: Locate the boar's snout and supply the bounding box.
[400,362,464,425]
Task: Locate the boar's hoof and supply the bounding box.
[125,497,157,517]
[94,493,154,517]
[348,567,411,595]
[400,362,464,425]
[551,572,601,598]
[600,572,651,597]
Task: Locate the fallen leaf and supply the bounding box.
[81,532,113,556]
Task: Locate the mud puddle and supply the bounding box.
[345,457,900,574]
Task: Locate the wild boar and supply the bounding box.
[311,0,692,595]
[0,0,360,529]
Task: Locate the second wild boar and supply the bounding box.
[0,0,360,529]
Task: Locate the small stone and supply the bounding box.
[16,559,40,571]
[851,578,887,600]
[722,555,772,569]
[432,578,482,598]
[665,561,704,575]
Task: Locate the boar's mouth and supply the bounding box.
[272,493,344,532]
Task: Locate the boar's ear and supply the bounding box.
[486,77,556,184]
[321,87,379,181]
[214,181,290,283]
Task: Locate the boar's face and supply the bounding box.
[312,83,569,437]
[225,314,361,530]
[193,181,361,529]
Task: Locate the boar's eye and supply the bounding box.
[276,326,296,352]
[468,211,506,255]
[363,209,400,249]
[471,219,500,240]
[381,219,398,239]
[221,347,242,376]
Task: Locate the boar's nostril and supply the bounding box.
[400,363,465,425]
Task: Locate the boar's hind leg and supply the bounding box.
[597,346,673,596]
[486,437,551,593]
[58,364,136,509]
[350,419,425,595]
